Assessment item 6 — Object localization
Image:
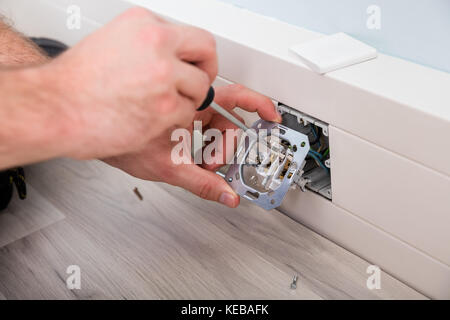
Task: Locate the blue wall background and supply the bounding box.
[220,0,450,73]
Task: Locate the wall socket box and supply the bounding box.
[277,104,332,200]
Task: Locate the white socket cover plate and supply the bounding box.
[290,32,377,74]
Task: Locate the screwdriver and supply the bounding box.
[197,87,280,166]
[197,87,257,140]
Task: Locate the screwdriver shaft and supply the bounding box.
[209,101,260,142]
[209,102,250,132]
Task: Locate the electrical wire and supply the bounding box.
[308,151,329,171]
[306,124,329,171]
[317,142,324,153]
[308,149,323,160]
[309,124,321,147]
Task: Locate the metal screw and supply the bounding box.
[290,275,298,290]
[133,187,143,201]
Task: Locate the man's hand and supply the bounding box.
[0,7,281,208]
[0,7,216,169]
[105,84,281,208]
[42,7,218,160]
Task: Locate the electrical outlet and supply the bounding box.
[277,103,332,200]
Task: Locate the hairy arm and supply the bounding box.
[0,18,48,66]
[0,19,76,169]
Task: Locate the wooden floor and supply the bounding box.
[0,159,425,299]
[0,185,64,248]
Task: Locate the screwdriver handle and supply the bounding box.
[197,86,252,133]
[197,87,216,111]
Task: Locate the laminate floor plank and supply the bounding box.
[0,159,425,299]
[0,185,65,248]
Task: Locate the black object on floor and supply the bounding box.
[0,168,26,211]
[0,171,14,211]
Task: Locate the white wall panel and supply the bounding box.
[330,126,450,266]
[280,190,450,299]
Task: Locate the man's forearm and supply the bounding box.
[0,19,48,67]
[0,20,75,169]
[0,66,79,170]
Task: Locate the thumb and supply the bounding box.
[170,164,240,208]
